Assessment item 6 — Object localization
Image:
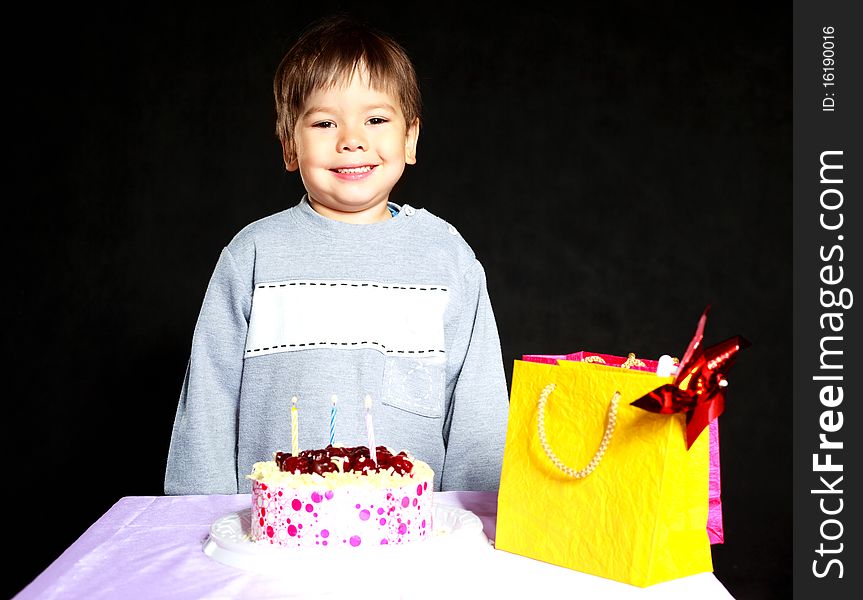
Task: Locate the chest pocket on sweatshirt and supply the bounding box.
[381,355,446,418]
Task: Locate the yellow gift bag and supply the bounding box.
[496,359,712,587]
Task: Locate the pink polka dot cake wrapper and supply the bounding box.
[251,480,431,548]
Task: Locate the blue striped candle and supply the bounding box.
[329,395,337,446]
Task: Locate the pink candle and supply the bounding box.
[364,394,376,466]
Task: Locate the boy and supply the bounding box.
[165,16,509,494]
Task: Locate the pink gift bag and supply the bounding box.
[522,351,724,544]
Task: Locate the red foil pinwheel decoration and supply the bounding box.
[631,306,750,449]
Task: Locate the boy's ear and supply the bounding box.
[404,118,420,165]
[281,138,299,171]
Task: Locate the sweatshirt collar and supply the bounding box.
[291,195,411,240]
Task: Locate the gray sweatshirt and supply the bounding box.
[165,197,509,494]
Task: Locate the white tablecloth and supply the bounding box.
[14,492,734,599]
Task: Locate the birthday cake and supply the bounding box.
[247,445,434,548]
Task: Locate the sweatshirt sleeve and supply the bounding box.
[440,260,510,491]
[164,247,251,495]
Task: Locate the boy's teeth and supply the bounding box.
[336,166,372,173]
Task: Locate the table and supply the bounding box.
[13,492,733,599]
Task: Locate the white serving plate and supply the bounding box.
[203,502,491,575]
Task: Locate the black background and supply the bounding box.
[6,3,790,598]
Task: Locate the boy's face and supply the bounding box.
[284,68,419,221]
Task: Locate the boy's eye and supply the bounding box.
[367,117,389,125]
[313,121,336,128]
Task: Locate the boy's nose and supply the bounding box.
[337,126,367,152]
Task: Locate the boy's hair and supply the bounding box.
[274,16,422,160]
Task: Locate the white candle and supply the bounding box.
[364,394,376,466]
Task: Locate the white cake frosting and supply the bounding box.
[248,447,434,548]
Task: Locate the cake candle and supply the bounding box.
[291,396,299,457]
[329,394,337,446]
[364,394,377,466]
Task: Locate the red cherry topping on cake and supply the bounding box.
[274,445,416,475]
[275,453,310,474]
[311,460,338,476]
[388,454,414,474]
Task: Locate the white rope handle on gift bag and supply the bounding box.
[536,383,621,478]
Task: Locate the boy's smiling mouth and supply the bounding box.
[332,165,375,173]
[330,165,377,179]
